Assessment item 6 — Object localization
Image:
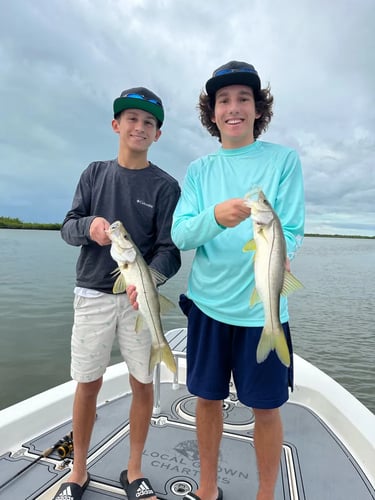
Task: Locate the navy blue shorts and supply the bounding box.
[179,294,294,409]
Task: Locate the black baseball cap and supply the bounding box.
[113,87,164,126]
[206,61,261,97]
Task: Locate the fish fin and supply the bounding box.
[134,314,143,333]
[256,327,274,364]
[273,329,291,367]
[150,267,168,286]
[256,326,291,367]
[250,287,261,307]
[113,273,127,294]
[161,344,177,373]
[148,345,160,373]
[159,294,176,314]
[110,266,122,277]
[243,239,257,252]
[281,270,303,296]
[258,227,269,243]
[149,343,177,374]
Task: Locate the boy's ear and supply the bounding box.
[112,118,120,133]
[154,129,162,142]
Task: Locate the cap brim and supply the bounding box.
[113,97,164,125]
[206,73,261,97]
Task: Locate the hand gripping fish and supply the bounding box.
[106,220,177,374]
[243,190,303,367]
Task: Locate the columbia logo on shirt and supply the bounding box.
[137,199,153,209]
[136,480,154,497]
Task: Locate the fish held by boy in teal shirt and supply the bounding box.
[243,190,303,367]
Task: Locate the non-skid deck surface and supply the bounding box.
[1,331,374,499]
[1,382,374,499]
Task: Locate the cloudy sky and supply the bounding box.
[1,0,374,236]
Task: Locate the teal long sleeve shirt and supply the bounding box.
[171,140,305,326]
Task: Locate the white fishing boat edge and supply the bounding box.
[0,345,374,490]
[291,354,375,486]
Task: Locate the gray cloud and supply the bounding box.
[0,0,374,235]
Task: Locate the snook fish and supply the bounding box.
[243,190,303,367]
[106,220,176,374]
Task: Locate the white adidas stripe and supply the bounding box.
[55,484,73,500]
[135,479,154,497]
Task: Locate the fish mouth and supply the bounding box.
[107,220,124,238]
[244,198,259,212]
[245,187,262,205]
[109,221,121,231]
[244,186,262,199]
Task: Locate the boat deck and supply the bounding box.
[0,328,374,499]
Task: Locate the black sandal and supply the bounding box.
[52,473,90,500]
[119,470,156,499]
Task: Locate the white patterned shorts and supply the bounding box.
[71,292,153,384]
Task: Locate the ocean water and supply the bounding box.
[0,229,374,413]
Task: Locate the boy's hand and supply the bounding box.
[214,198,251,228]
[90,217,111,246]
[126,285,139,310]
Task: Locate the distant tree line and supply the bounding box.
[303,233,374,239]
[0,216,61,230]
[0,216,373,238]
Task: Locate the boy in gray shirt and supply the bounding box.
[54,87,180,500]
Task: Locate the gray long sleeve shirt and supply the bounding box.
[61,159,181,293]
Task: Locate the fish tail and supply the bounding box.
[256,326,290,368]
[161,344,177,373]
[274,328,291,367]
[256,328,274,364]
[149,344,177,374]
[149,345,161,374]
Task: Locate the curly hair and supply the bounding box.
[198,86,274,141]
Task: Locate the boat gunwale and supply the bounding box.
[0,348,374,488]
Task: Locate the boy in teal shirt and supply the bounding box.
[172,61,304,500]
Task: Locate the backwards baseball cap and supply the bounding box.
[113,87,164,126]
[206,61,261,97]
